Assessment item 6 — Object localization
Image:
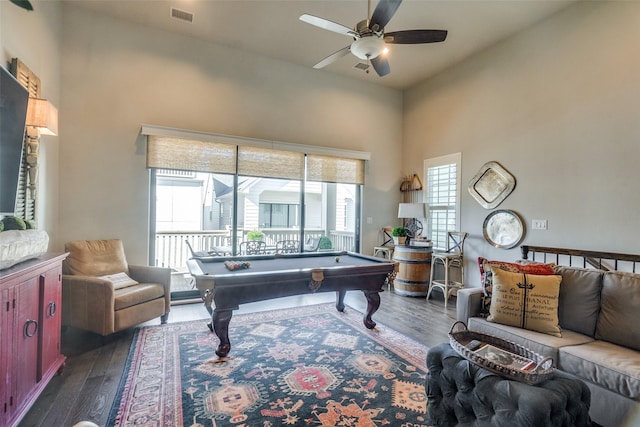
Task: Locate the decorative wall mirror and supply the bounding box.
[483,209,525,249]
[468,161,516,209]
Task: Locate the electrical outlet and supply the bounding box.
[366,217,373,224]
[532,219,548,230]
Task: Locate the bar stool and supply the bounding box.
[427,231,468,308]
[373,226,395,260]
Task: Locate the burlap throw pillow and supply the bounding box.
[478,257,556,317]
[487,268,563,337]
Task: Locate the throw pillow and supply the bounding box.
[64,239,130,276]
[478,257,556,317]
[487,268,563,337]
[100,272,139,290]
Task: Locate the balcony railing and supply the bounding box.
[155,229,357,273]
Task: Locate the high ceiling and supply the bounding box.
[66,0,577,90]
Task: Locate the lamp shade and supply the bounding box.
[26,98,58,136]
[398,202,427,219]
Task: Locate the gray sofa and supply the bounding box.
[456,265,640,427]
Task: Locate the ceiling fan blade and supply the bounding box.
[300,14,359,38]
[313,46,351,69]
[371,56,390,77]
[9,0,33,11]
[369,0,402,31]
[384,29,448,44]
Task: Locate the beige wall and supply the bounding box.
[403,1,640,287]
[4,1,638,273]
[1,1,62,245]
[56,5,402,263]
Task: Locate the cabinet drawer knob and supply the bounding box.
[24,319,38,338]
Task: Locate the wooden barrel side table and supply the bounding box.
[392,245,432,296]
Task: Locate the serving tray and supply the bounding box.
[468,161,516,209]
[448,321,554,385]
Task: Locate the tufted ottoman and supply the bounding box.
[426,343,591,427]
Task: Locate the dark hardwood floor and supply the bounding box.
[19,288,457,427]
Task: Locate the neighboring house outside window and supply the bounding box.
[259,203,299,228]
[424,153,461,251]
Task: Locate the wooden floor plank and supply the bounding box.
[91,335,135,426]
[20,288,457,426]
[21,346,103,427]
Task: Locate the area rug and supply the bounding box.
[107,303,430,426]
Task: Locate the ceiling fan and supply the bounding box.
[299,0,447,77]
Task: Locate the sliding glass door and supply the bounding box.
[150,171,360,300]
[145,129,365,300]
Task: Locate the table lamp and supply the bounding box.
[398,202,428,242]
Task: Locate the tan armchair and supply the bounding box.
[62,239,171,335]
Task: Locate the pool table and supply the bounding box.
[186,251,396,357]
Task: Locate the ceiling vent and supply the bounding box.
[354,63,370,71]
[170,7,194,23]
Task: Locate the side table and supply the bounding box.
[392,245,432,296]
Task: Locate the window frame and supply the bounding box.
[423,153,462,251]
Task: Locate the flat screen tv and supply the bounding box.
[0,65,29,215]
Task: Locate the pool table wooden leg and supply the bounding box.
[212,309,233,357]
[336,290,346,312]
[362,291,381,329]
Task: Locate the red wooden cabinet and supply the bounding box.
[0,253,67,427]
[38,264,64,382]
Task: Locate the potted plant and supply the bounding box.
[246,229,265,241]
[392,226,408,246]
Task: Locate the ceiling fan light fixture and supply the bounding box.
[299,0,448,77]
[350,36,385,60]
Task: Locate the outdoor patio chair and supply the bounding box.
[276,240,300,254]
[185,240,212,258]
[304,236,333,252]
[240,240,267,255]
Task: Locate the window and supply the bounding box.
[259,203,299,228]
[143,125,368,299]
[424,153,461,250]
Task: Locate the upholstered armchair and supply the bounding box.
[62,239,171,335]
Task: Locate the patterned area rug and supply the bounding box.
[107,303,430,426]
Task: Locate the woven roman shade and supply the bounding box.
[146,135,236,174]
[307,154,365,185]
[143,126,368,185]
[238,146,304,180]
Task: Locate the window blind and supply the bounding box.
[307,154,365,185]
[143,125,368,185]
[238,146,304,180]
[146,136,236,174]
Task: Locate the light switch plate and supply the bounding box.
[532,219,548,230]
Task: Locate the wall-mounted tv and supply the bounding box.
[0,65,29,215]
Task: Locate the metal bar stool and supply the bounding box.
[427,231,468,308]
